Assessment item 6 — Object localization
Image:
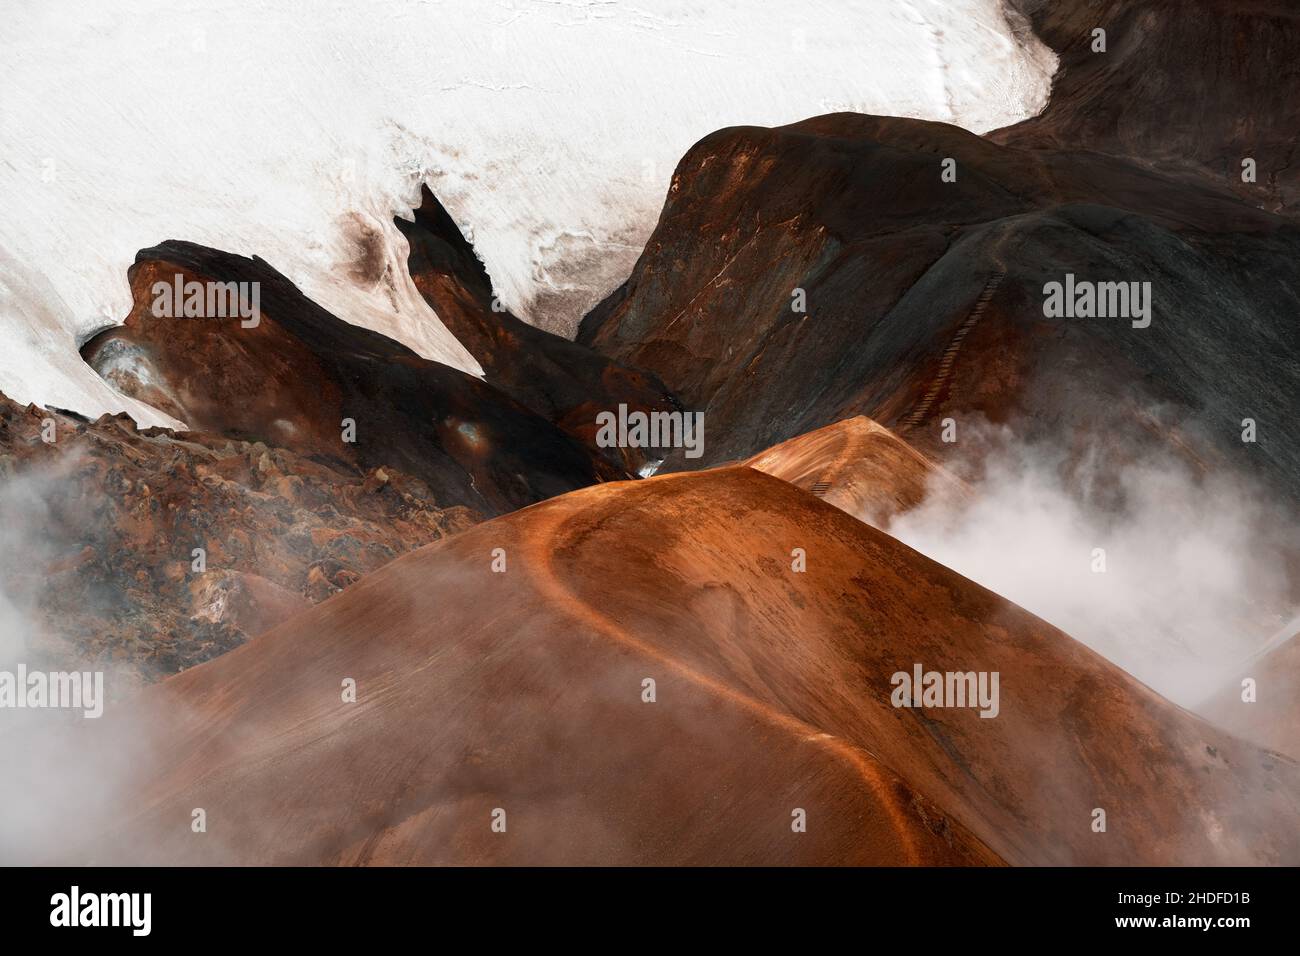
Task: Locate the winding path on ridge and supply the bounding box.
[518,471,935,864]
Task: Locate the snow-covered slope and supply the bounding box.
[0,0,1055,422]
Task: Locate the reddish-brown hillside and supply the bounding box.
[25,468,1297,866]
[744,416,966,525]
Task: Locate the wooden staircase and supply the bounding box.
[899,271,1005,428]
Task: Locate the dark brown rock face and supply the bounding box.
[577,110,1300,505]
[994,0,1300,215]
[82,241,628,518]
[396,186,681,473]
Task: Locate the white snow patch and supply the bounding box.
[0,0,1055,420]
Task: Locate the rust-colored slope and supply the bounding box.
[70,474,1002,866]
[54,468,1300,866]
[743,416,965,525]
[1204,629,1300,761]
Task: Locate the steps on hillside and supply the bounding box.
[899,271,1005,428]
